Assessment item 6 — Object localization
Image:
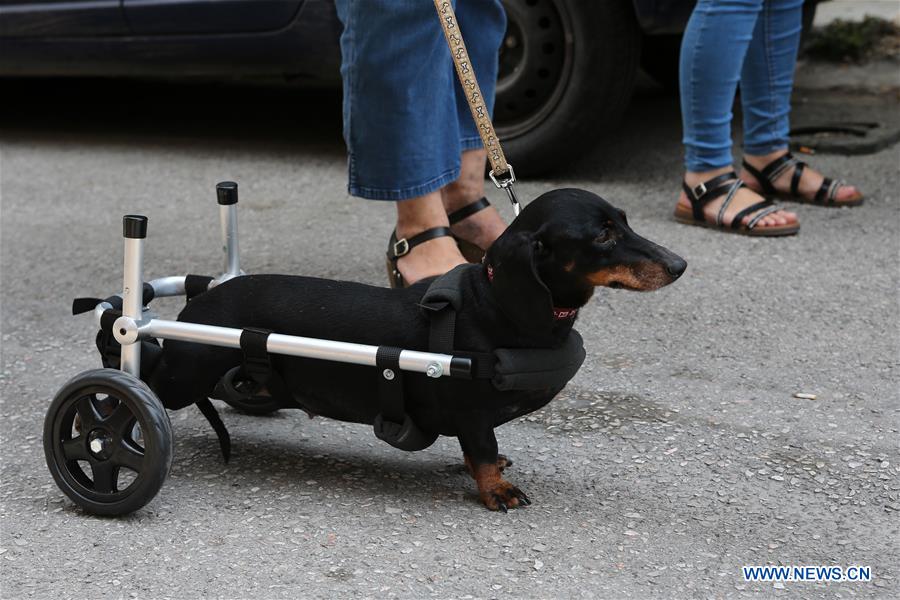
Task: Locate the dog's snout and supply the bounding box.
[666,258,687,279]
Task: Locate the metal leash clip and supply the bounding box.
[489,164,521,216]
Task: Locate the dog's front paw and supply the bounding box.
[479,480,530,512]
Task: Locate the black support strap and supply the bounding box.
[195,398,231,462]
[372,345,437,451]
[375,346,404,423]
[237,327,293,404]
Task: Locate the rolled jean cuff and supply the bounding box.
[684,150,734,173]
[742,141,790,157]
[347,164,461,201]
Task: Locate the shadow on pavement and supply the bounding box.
[1,77,685,184]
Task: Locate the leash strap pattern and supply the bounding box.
[432,0,509,179]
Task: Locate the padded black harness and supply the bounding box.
[371,265,586,452]
[75,264,586,458]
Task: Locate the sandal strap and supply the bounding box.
[682,171,740,222]
[448,197,491,226]
[790,161,806,197]
[715,180,744,227]
[814,177,839,204]
[388,226,453,261]
[730,199,777,230]
[742,153,798,195]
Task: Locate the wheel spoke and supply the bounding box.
[113,441,144,473]
[61,437,89,462]
[103,402,136,439]
[91,460,118,493]
[75,395,101,430]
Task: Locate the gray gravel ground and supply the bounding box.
[1,80,898,599]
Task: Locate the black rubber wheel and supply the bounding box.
[223,397,281,415]
[43,368,173,516]
[495,0,641,176]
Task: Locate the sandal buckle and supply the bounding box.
[693,182,708,198]
[393,238,410,257]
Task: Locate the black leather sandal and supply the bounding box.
[448,196,492,263]
[385,226,454,288]
[742,153,864,207]
[673,171,799,237]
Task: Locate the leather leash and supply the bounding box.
[432,0,522,215]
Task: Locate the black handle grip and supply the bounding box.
[450,357,473,379]
[216,181,238,205]
[122,215,148,239]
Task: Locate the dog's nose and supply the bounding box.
[666,258,687,279]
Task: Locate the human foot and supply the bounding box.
[387,231,466,287]
[674,167,800,236]
[741,150,863,206]
[442,150,507,260]
[388,191,466,287]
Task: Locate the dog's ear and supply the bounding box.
[486,230,555,340]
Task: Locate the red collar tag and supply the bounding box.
[485,264,578,321]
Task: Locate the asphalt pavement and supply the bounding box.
[1,77,898,599]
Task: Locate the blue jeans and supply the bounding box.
[680,0,804,172]
[335,0,506,200]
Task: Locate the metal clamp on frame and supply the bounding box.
[489,164,521,216]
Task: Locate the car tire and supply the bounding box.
[494,0,641,176]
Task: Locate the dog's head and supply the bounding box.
[485,188,687,338]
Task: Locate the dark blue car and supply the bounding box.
[0,0,818,173]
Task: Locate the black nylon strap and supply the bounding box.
[457,351,496,379]
[196,398,231,462]
[448,197,491,225]
[240,328,273,382]
[427,304,456,354]
[185,274,213,300]
[238,327,295,407]
[375,346,405,423]
[99,309,122,333]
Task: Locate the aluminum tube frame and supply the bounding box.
[140,318,456,378]
[120,238,144,376]
[147,276,187,298]
[219,203,241,279]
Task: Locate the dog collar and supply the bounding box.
[485,264,578,321]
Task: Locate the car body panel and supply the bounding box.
[122,0,305,35]
[0,0,128,37]
[0,0,342,81]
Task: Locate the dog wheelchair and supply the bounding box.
[43,182,493,516]
[45,182,586,516]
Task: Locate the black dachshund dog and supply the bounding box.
[148,188,686,510]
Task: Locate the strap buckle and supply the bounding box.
[489,164,521,216]
[393,238,410,257]
[692,181,708,199]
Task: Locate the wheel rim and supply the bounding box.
[50,386,147,504]
[496,0,573,140]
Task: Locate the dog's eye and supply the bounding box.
[593,232,615,250]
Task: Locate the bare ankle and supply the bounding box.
[743,148,789,169]
[396,191,449,239]
[684,166,736,188]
